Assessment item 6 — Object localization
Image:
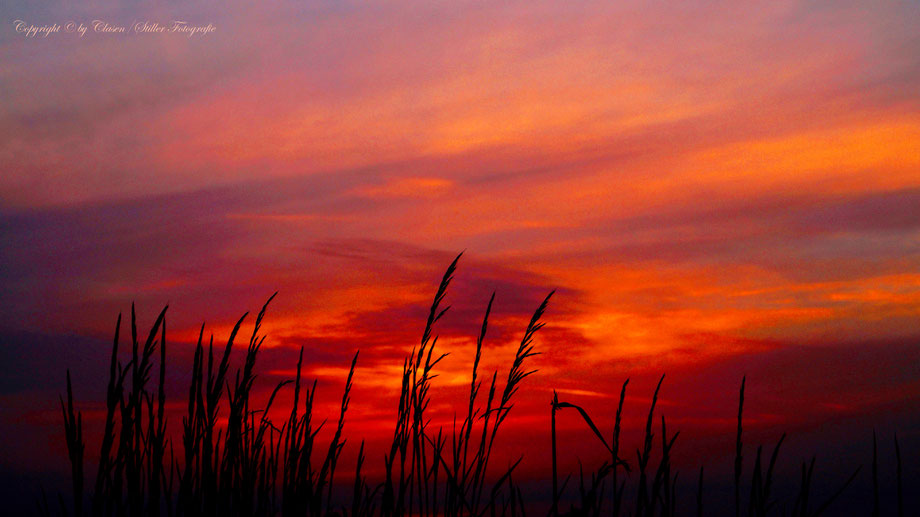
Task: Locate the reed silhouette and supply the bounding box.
[46,254,905,516]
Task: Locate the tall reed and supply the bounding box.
[49,256,904,517]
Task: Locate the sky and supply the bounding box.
[1,0,919,512]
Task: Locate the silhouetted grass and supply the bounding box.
[46,255,909,516]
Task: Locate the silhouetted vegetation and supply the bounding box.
[46,255,907,516]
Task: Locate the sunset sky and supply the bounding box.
[1,0,919,512]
